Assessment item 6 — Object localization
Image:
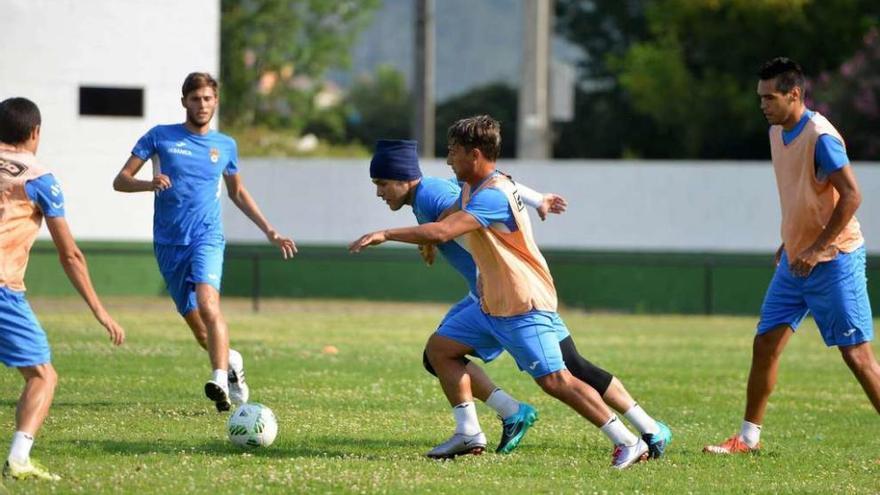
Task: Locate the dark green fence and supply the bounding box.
[24,242,880,316]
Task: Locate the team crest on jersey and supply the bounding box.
[209,148,220,164]
[0,158,27,177]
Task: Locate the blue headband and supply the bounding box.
[370,139,422,181]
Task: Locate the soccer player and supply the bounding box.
[704,57,880,454]
[367,140,670,459]
[113,73,296,412]
[0,97,125,481]
[352,119,669,468]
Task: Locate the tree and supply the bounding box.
[345,65,413,147]
[556,0,880,159]
[433,83,518,158]
[220,0,379,132]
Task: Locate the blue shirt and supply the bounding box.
[460,172,517,231]
[412,176,479,294]
[25,174,65,217]
[131,124,238,245]
[781,110,850,180]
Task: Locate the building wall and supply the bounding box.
[0,0,219,241]
[223,159,880,254]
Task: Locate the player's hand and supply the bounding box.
[349,231,387,253]
[418,243,436,266]
[537,193,568,221]
[152,174,172,192]
[789,244,838,277]
[774,243,785,267]
[267,230,297,259]
[96,311,125,346]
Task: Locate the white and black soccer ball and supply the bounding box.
[227,403,278,448]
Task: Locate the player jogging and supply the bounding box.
[113,73,296,412]
[352,119,668,469]
[705,57,880,455]
[0,97,125,481]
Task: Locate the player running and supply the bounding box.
[353,122,669,468]
[1,97,125,481]
[113,73,296,412]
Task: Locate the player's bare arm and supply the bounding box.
[350,210,482,253]
[45,216,125,346]
[223,173,297,259]
[789,165,862,277]
[112,154,171,193]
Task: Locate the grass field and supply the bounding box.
[0,297,878,494]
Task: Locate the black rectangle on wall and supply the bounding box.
[79,86,144,117]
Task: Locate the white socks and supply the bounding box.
[600,415,639,446]
[739,420,762,448]
[453,402,482,436]
[228,349,243,373]
[211,369,228,390]
[623,403,660,435]
[8,431,34,464]
[485,388,520,419]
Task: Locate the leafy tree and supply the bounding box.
[556,0,880,159]
[345,65,414,147]
[220,0,379,132]
[812,28,880,160]
[433,83,518,158]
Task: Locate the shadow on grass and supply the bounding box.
[60,435,425,460]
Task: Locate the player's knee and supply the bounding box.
[25,364,57,388]
[535,370,569,396]
[840,344,875,370]
[560,337,613,395]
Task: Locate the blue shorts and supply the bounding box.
[0,287,51,367]
[437,296,570,378]
[154,236,225,315]
[758,246,874,347]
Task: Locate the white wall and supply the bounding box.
[0,0,219,241]
[223,159,880,254]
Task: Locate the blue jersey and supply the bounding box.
[411,176,479,294]
[781,110,850,180]
[25,174,65,218]
[131,124,238,245]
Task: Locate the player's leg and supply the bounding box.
[493,311,646,468]
[195,283,232,411]
[182,310,208,349]
[425,295,536,452]
[558,328,672,458]
[0,291,59,481]
[705,254,805,454]
[184,309,248,405]
[424,333,487,458]
[808,247,879,412]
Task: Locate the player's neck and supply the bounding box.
[464,163,496,188]
[183,120,212,135]
[0,141,36,155]
[781,104,806,131]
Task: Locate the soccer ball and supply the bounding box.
[227,403,278,448]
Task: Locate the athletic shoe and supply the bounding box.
[3,458,61,481]
[611,439,649,469]
[228,356,249,406]
[496,403,538,454]
[425,432,487,459]
[642,421,672,459]
[703,435,760,455]
[204,380,232,412]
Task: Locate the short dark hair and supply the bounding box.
[447,115,502,161]
[0,97,41,145]
[182,72,219,98]
[758,57,805,98]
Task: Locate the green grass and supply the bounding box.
[0,298,878,494]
